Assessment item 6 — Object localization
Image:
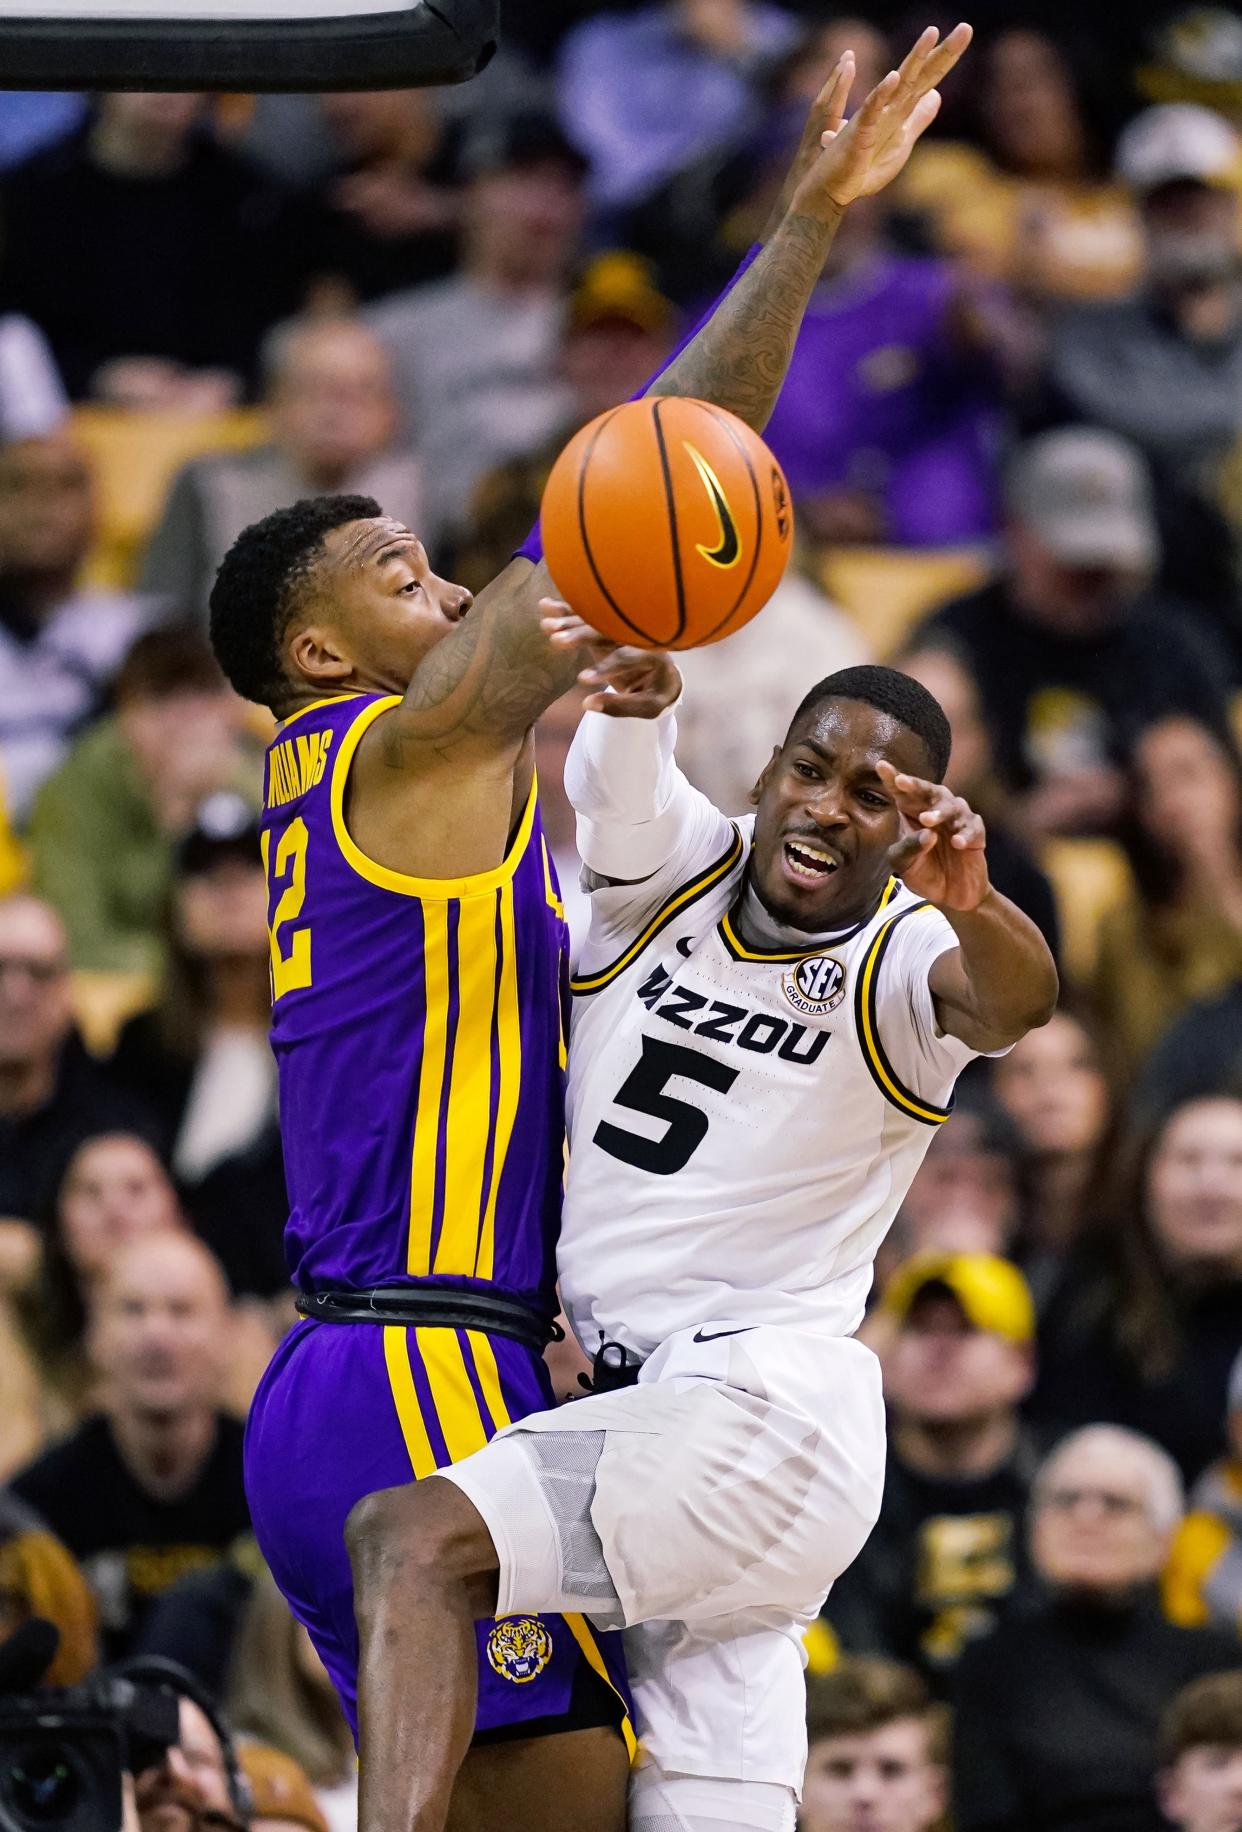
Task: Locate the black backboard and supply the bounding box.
[0,2,498,89]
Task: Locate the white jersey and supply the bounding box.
[557,702,987,1359]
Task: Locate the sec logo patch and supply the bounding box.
[782,956,846,1016]
[487,1616,554,1684]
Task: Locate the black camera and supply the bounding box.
[0,1625,179,1832]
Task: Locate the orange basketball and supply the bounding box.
[541,397,794,650]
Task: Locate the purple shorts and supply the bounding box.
[245,1318,631,1745]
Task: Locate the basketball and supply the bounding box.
[541,397,794,651]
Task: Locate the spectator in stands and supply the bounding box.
[0,1487,99,1685]
[675,562,870,816]
[1035,1095,1242,1484]
[827,1253,1038,1686]
[0,91,311,403]
[888,1098,1027,1277]
[27,1131,184,1426]
[898,643,1061,958]
[623,15,891,302]
[758,191,1002,549]
[1134,985,1242,1127]
[228,1567,356,1831]
[800,1657,947,1832]
[125,1662,248,1832]
[1158,1672,1242,1832]
[310,89,461,305]
[10,1231,249,1659]
[30,627,258,976]
[559,251,678,428]
[240,1743,330,1832]
[108,794,286,1299]
[0,429,154,827]
[1089,715,1242,1073]
[0,894,152,1225]
[899,26,1140,303]
[955,1426,1238,1832]
[367,113,586,540]
[1165,1346,1242,1633]
[0,93,85,172]
[141,318,426,622]
[991,1007,1116,1284]
[1047,105,1242,507]
[556,0,800,216]
[915,428,1232,839]
[435,251,677,592]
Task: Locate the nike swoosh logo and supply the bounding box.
[692,1326,754,1343]
[684,441,741,568]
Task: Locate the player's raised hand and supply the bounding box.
[540,602,682,718]
[790,23,972,220]
[878,758,990,911]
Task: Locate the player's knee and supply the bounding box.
[345,1473,497,1597]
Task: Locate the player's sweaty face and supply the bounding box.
[749,700,929,931]
[324,517,473,692]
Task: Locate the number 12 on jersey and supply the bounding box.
[261,819,312,1000]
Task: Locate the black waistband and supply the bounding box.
[296,1287,557,1354]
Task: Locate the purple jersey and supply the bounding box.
[261,690,568,1312]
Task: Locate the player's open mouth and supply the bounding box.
[783,839,839,884]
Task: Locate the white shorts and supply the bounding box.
[441,1326,886,1789]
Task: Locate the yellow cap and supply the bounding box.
[569,252,674,337]
[881,1251,1035,1345]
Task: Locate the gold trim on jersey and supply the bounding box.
[717,876,900,963]
[329,695,538,899]
[403,878,524,1280]
[277,691,365,732]
[570,825,744,996]
[854,901,952,1127]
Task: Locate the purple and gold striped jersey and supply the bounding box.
[260,691,569,1311]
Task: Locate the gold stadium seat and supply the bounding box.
[70,969,157,1057]
[817,545,993,658]
[1039,836,1133,993]
[72,405,269,591]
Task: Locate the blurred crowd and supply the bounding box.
[5,3,1242,1829]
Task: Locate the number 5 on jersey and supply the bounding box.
[261,819,312,999]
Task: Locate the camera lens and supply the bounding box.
[2,1745,81,1825]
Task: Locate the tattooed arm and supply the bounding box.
[349,26,971,875]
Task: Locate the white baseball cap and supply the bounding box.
[1116,102,1241,193]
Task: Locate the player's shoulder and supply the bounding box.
[571,808,746,996]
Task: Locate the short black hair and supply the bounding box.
[208,493,382,708]
[789,664,952,781]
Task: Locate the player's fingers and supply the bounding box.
[896,89,942,153]
[890,25,938,103]
[846,66,901,141]
[877,759,938,806]
[889,829,935,872]
[587,690,670,719]
[917,21,972,95]
[950,812,987,849]
[818,51,854,139]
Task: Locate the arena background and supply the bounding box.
[2,4,1242,1829]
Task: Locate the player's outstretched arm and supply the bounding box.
[879,761,1058,1052]
[379,23,972,775]
[647,22,971,435]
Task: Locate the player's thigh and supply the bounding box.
[447,1726,628,1832]
[447,1359,883,1627]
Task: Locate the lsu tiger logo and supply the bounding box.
[486,1616,554,1684]
[782,955,846,1016]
